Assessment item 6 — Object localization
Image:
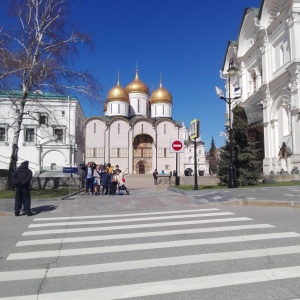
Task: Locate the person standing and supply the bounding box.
[106,163,114,195]
[100,168,109,195]
[83,162,94,195]
[93,165,101,195]
[12,161,33,216]
[152,169,158,185]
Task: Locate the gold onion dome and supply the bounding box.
[126,70,149,95]
[107,76,129,102]
[150,79,172,104]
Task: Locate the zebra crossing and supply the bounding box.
[1,207,300,299]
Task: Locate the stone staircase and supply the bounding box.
[124,174,155,191]
[123,174,219,192]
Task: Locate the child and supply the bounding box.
[116,169,129,195]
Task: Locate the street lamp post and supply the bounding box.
[216,58,240,188]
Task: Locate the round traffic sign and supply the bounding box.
[172,140,183,151]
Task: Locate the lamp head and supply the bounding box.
[227,58,238,76]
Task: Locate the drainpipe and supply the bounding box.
[104,124,108,166]
[108,124,110,164]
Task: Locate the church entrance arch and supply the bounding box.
[133,134,153,174]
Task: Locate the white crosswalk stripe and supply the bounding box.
[27,211,235,228]
[22,217,253,235]
[2,208,300,299]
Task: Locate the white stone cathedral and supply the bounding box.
[85,70,208,175]
[221,0,300,176]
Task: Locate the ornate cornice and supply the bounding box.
[287,12,300,26]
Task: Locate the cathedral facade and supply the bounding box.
[85,71,208,175]
[221,0,300,175]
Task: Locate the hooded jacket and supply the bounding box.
[12,161,33,188]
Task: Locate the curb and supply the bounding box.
[224,199,300,208]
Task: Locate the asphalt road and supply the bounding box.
[0,201,300,299]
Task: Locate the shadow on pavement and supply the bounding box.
[31,205,57,215]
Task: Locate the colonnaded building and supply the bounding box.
[221,0,300,175]
[85,71,208,175]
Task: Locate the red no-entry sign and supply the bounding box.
[170,139,184,153]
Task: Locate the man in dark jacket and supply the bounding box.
[100,168,109,195]
[12,161,33,216]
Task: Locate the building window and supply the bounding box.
[118,104,120,114]
[94,123,96,133]
[141,124,144,133]
[155,106,157,115]
[0,128,5,141]
[137,99,140,113]
[62,111,65,117]
[93,148,97,157]
[280,45,284,66]
[39,115,47,125]
[164,124,166,134]
[54,128,64,141]
[117,148,120,158]
[51,163,56,170]
[25,128,35,142]
[118,123,120,134]
[164,148,167,157]
[163,105,165,115]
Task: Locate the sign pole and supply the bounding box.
[194,139,198,190]
[170,139,184,187]
[62,167,78,200]
[175,152,179,186]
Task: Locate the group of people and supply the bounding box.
[82,162,129,196]
[152,169,177,185]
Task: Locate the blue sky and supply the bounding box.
[69,0,262,148]
[1,0,262,148]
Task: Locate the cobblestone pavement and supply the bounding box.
[1,185,300,216]
[170,185,300,207]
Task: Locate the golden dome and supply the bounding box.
[150,80,172,104]
[107,76,129,102]
[126,70,149,95]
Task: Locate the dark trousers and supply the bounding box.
[154,177,157,185]
[85,177,93,193]
[101,184,108,194]
[119,184,128,191]
[14,187,31,214]
[110,182,117,194]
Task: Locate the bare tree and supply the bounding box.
[0,0,101,189]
